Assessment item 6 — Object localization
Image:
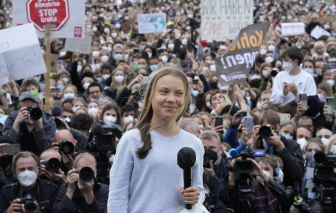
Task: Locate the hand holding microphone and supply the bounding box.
[177,147,200,209]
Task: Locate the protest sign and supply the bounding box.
[201,0,253,40]
[281,22,305,36]
[13,0,85,38]
[215,24,269,87]
[65,36,92,55]
[138,13,167,34]
[310,25,331,39]
[0,24,47,85]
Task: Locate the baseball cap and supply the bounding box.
[18,92,40,103]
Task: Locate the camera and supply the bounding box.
[58,140,74,155]
[19,194,37,213]
[233,149,265,174]
[259,125,273,139]
[26,106,42,120]
[314,152,336,181]
[42,158,60,172]
[203,149,218,168]
[75,167,95,182]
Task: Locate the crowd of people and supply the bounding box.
[0,0,336,212]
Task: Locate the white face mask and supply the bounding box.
[64,117,71,123]
[96,77,103,83]
[104,115,117,125]
[59,51,66,57]
[104,28,110,33]
[92,51,100,58]
[83,83,90,90]
[274,168,284,182]
[115,23,121,28]
[326,79,335,87]
[168,44,175,49]
[265,56,273,63]
[123,115,134,124]
[182,38,188,45]
[161,55,168,63]
[257,101,266,108]
[260,49,267,55]
[282,61,294,72]
[33,76,41,82]
[77,65,83,72]
[18,170,38,187]
[206,101,212,109]
[114,75,124,83]
[111,32,118,38]
[321,137,330,146]
[263,170,272,178]
[88,107,99,117]
[189,104,196,114]
[297,138,308,151]
[72,106,80,112]
[210,64,216,72]
[124,54,129,60]
[206,60,212,64]
[101,55,109,62]
[268,45,275,51]
[103,74,111,80]
[147,52,152,58]
[61,77,69,84]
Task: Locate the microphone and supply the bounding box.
[229,148,238,158]
[91,123,103,136]
[51,106,62,117]
[314,151,326,163]
[177,147,196,210]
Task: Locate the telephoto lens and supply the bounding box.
[43,158,61,172]
[76,167,94,182]
[28,106,42,120]
[58,140,74,155]
[259,126,273,138]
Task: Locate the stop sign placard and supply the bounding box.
[26,0,70,32]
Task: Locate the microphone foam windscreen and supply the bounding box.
[314,151,326,164]
[51,106,63,117]
[229,148,238,158]
[177,147,196,170]
[91,123,103,136]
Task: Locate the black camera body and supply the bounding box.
[26,106,42,120]
[19,194,37,213]
[259,125,273,139]
[42,158,61,172]
[203,149,218,168]
[58,140,74,155]
[75,167,94,182]
[234,149,265,174]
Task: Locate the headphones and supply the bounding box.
[268,155,280,177]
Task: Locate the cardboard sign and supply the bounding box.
[311,25,331,39]
[138,13,167,34]
[0,24,47,84]
[201,0,253,40]
[281,22,305,37]
[13,0,85,38]
[215,23,269,87]
[65,36,92,55]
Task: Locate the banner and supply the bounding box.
[215,24,269,86]
[13,0,85,38]
[0,24,47,85]
[201,0,253,40]
[65,36,92,55]
[281,22,305,37]
[138,13,167,34]
[310,25,331,39]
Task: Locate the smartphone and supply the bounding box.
[102,100,108,107]
[133,49,139,53]
[300,94,307,110]
[51,88,60,93]
[140,76,150,85]
[323,64,335,69]
[215,117,223,127]
[2,144,20,155]
[279,113,290,124]
[240,111,247,117]
[43,98,45,105]
[326,97,334,114]
[193,79,199,84]
[242,116,254,134]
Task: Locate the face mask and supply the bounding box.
[59,51,66,57]
[241,90,246,96]
[164,38,170,43]
[88,107,99,116]
[268,45,275,51]
[260,49,267,55]
[103,74,111,80]
[329,58,336,62]
[96,77,103,83]
[140,45,146,51]
[205,60,212,64]
[57,84,64,90]
[18,170,38,187]
[274,169,284,182]
[101,55,109,62]
[186,26,191,31]
[202,67,209,71]
[123,54,129,60]
[206,101,212,109]
[257,101,266,109]
[182,38,188,45]
[326,79,335,87]
[82,82,90,90]
[33,76,41,82]
[72,106,80,112]
[332,33,336,37]
[250,74,261,80]
[282,61,294,72]
[123,115,134,124]
[92,51,100,58]
[64,93,75,100]
[115,75,124,83]
[115,23,121,28]
[104,28,110,34]
[168,44,175,50]
[93,27,98,32]
[159,55,168,63]
[64,117,71,123]
[61,77,69,83]
[190,89,199,97]
[262,170,272,178]
[304,68,314,74]
[189,104,196,114]
[265,56,273,63]
[77,65,83,72]
[113,53,123,61]
[282,134,293,140]
[224,151,231,158]
[321,137,330,146]
[210,64,216,72]
[111,33,118,38]
[275,27,281,31]
[150,64,158,72]
[262,70,268,78]
[297,138,308,151]
[324,24,331,30]
[107,47,112,52]
[147,52,152,58]
[104,115,117,125]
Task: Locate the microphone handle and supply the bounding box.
[183,168,192,210]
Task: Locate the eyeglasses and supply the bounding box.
[318,135,331,139]
[89,91,101,95]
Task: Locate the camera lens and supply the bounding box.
[101,137,110,148]
[259,126,273,138]
[322,169,333,178]
[24,201,37,213]
[46,158,60,172]
[79,167,94,182]
[59,141,74,155]
[30,108,42,120]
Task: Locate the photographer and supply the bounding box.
[228,155,295,213]
[54,153,109,213]
[0,151,58,213]
[39,149,66,186]
[2,92,56,156]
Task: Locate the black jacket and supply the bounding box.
[0,178,58,213]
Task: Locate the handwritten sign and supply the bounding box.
[311,25,331,39]
[281,22,305,37]
[0,24,47,85]
[138,13,167,34]
[65,36,92,55]
[201,0,253,40]
[13,0,85,38]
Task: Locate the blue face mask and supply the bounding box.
[304,68,314,74]
[241,90,245,96]
[332,33,336,37]
[329,58,336,62]
[140,45,146,51]
[64,93,75,100]
[150,64,158,72]
[190,89,199,97]
[164,38,170,44]
[272,78,274,83]
[113,54,123,61]
[57,84,64,90]
[235,103,240,109]
[91,97,102,103]
[223,129,227,138]
[282,134,293,140]
[262,70,267,78]
[246,96,252,107]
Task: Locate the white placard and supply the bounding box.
[310,25,331,39]
[0,24,47,85]
[138,13,167,34]
[281,22,305,37]
[65,36,92,54]
[13,0,85,38]
[201,0,253,40]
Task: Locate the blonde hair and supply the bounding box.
[109,68,126,91]
[62,85,78,97]
[314,41,326,53]
[327,135,336,153]
[134,63,190,159]
[73,153,97,169]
